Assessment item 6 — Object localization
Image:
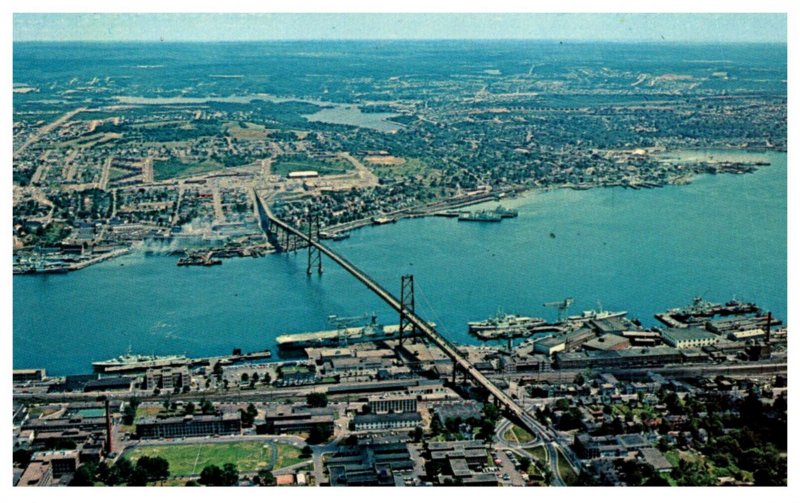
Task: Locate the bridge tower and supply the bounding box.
[306,213,323,275]
[399,274,416,345]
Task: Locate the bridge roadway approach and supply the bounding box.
[254,192,556,443]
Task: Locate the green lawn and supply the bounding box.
[124,441,302,477]
[275,443,304,468]
[153,157,223,181]
[524,446,546,462]
[272,157,349,177]
[556,450,578,486]
[505,425,534,444]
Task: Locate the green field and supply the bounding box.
[556,450,578,486]
[124,441,303,477]
[153,157,223,181]
[271,157,349,177]
[503,425,534,444]
[524,446,546,461]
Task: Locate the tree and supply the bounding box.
[212,361,223,378]
[109,457,134,485]
[128,466,149,486]
[519,457,532,472]
[136,456,170,483]
[70,463,97,486]
[13,449,32,468]
[430,414,443,436]
[251,372,259,383]
[308,424,331,445]
[200,398,215,415]
[240,403,258,428]
[199,463,238,486]
[306,392,328,408]
[185,402,196,415]
[222,463,240,486]
[241,372,249,383]
[477,418,496,443]
[483,402,501,423]
[412,426,424,442]
[122,402,138,426]
[257,468,276,486]
[262,373,272,384]
[300,445,313,458]
[199,465,225,486]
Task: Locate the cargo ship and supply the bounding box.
[92,350,189,373]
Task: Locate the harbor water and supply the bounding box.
[13,151,787,375]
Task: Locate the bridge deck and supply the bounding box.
[254,191,542,435]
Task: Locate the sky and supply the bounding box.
[13,13,787,43]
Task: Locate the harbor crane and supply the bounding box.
[543,297,574,322]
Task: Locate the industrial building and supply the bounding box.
[135,413,241,439]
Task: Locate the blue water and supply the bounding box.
[13,151,786,375]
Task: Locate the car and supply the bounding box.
[502,473,511,481]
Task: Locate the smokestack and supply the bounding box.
[765,311,772,343]
[104,398,113,455]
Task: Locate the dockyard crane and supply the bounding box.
[543,297,574,322]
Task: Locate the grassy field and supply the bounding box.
[271,157,349,177]
[368,157,435,179]
[503,425,534,444]
[224,121,268,140]
[124,441,303,477]
[524,446,546,462]
[557,450,578,486]
[153,157,223,181]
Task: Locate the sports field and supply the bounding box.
[124,441,303,477]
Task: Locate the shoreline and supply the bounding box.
[13,148,782,274]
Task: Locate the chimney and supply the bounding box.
[765,311,772,343]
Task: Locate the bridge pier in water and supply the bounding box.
[398,274,417,346]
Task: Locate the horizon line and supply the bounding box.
[13,38,787,44]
